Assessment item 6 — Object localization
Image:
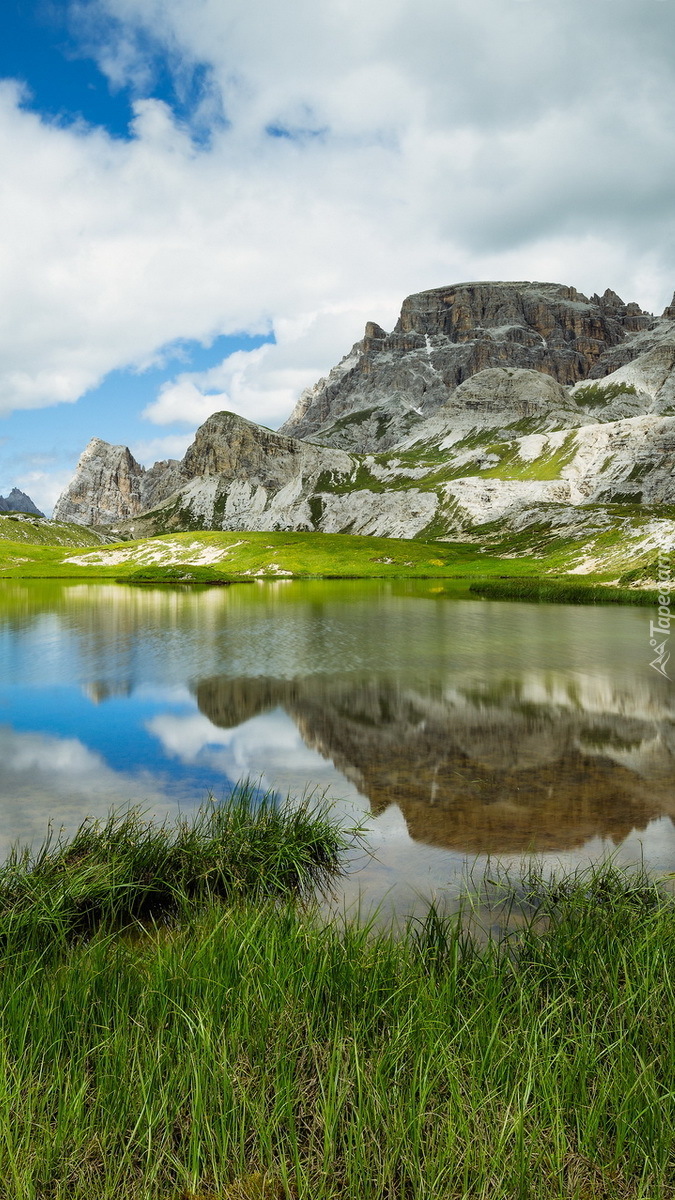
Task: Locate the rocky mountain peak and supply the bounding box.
[279,279,654,448]
[53,278,675,564]
[53,437,182,526]
[663,291,675,321]
[0,487,44,516]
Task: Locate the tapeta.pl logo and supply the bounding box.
[649,550,672,679]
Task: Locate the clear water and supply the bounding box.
[2,577,674,919]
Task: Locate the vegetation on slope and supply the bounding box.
[573,381,638,407]
[1,861,674,1198]
[0,518,668,602]
[0,528,536,582]
[0,513,108,548]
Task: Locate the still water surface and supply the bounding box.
[1,578,674,918]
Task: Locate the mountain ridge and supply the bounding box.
[53,279,675,579]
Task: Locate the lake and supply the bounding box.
[1,577,674,920]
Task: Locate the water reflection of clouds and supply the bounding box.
[4,581,675,920]
[0,724,180,855]
[146,707,371,817]
[330,812,675,924]
[2,705,675,924]
[143,700,675,919]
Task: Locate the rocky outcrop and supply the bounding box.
[0,488,44,516]
[280,281,655,450]
[53,438,181,526]
[55,413,356,533]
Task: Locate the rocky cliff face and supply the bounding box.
[54,413,355,532]
[0,488,44,516]
[279,281,656,450]
[53,438,182,526]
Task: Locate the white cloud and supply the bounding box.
[142,308,377,429]
[1,0,675,454]
[146,706,370,818]
[130,431,195,465]
[12,468,75,515]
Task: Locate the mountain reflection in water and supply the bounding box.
[3,579,675,912]
[195,674,675,855]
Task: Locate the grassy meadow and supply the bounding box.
[0,803,674,1199]
[0,521,540,583]
[0,514,663,605]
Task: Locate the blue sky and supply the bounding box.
[1,0,134,136]
[0,0,273,507]
[1,0,675,513]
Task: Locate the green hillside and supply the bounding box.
[0,528,528,582]
[0,504,668,602]
[0,513,108,548]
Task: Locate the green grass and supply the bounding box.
[469,577,660,606]
[574,382,638,407]
[480,432,578,481]
[0,513,107,548]
[1,862,675,1197]
[0,788,349,947]
[0,529,537,583]
[0,517,665,601]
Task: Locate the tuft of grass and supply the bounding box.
[0,787,350,947]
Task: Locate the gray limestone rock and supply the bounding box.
[280,280,653,449]
[52,279,675,564]
[56,412,357,535]
[53,438,181,526]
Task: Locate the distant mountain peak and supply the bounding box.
[0,488,44,516]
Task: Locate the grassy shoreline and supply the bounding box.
[469,577,661,606]
[0,790,348,947]
[1,802,675,1197]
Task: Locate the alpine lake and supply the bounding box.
[2,576,674,923]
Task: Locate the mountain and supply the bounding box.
[52,439,182,526]
[279,281,661,450]
[54,413,354,531]
[53,280,675,577]
[0,488,44,516]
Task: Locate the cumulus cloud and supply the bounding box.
[1,0,675,441]
[130,431,195,466]
[142,308,378,429]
